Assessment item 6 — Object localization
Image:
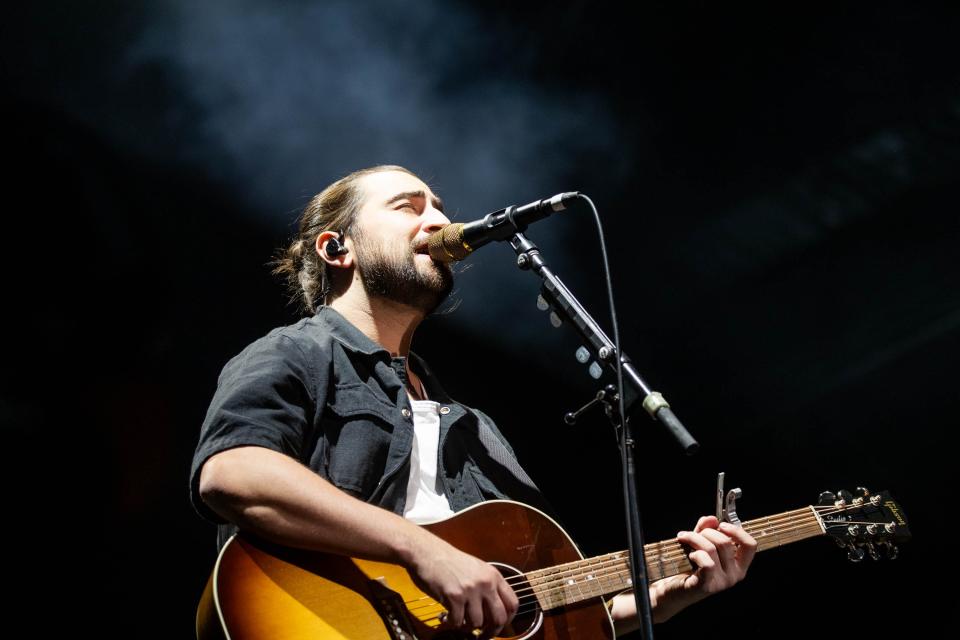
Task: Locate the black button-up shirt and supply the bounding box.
[190,306,548,550]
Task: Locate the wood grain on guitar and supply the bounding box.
[196,491,909,640]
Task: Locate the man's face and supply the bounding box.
[350,170,454,314]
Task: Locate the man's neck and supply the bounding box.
[329,290,423,357]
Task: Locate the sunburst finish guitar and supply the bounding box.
[196,488,909,640]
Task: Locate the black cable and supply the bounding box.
[578,194,656,639]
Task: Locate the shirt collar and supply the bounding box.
[314,305,389,356]
[314,305,452,403]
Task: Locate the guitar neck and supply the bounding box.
[525,506,824,611]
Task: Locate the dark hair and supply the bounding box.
[271,165,417,315]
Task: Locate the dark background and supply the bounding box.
[3,2,954,637]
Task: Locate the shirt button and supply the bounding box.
[439,406,451,415]
[401,408,411,418]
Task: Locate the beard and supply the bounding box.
[352,229,454,315]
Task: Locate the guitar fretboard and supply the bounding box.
[524,506,824,610]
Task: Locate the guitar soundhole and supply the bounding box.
[491,562,542,639]
[423,562,543,639]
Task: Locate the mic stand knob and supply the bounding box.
[564,384,619,425]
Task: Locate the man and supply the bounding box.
[190,165,756,638]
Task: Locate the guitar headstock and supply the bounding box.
[815,488,910,562]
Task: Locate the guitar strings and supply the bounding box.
[502,507,828,589]
[407,561,626,622]
[404,503,886,623]
[414,518,828,624]
[409,536,808,622]
[405,555,641,616]
[411,529,838,624]
[523,503,884,590]
[407,511,834,617]
[408,509,828,614]
[505,502,874,589]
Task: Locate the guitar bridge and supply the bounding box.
[368,577,422,640]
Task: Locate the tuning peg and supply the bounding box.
[837,490,853,505]
[818,491,836,506]
[846,544,865,563]
[865,542,880,561]
[853,487,869,506]
[880,542,899,560]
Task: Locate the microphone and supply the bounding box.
[427,192,580,262]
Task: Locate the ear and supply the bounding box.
[315,230,354,270]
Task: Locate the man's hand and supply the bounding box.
[199,447,517,636]
[650,515,757,622]
[406,535,518,638]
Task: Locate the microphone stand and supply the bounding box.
[507,228,699,640]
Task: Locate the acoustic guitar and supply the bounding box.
[196,488,909,640]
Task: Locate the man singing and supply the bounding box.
[190,165,756,637]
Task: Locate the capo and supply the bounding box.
[716,472,743,527]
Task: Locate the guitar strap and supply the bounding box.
[407,350,546,505]
[473,412,542,495]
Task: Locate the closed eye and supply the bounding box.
[386,190,443,214]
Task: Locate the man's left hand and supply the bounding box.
[649,515,757,622]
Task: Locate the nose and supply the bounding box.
[422,204,450,234]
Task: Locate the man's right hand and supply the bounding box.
[199,447,517,636]
[405,534,518,638]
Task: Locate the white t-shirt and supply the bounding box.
[403,399,455,524]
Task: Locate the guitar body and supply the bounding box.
[196,500,615,640]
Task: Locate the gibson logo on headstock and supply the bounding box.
[885,500,906,525]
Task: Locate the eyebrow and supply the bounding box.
[385,190,445,214]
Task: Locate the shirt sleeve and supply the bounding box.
[189,332,319,525]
